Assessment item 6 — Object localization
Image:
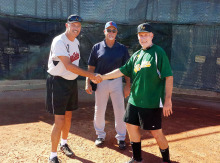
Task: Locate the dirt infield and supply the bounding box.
[0,89,219,163]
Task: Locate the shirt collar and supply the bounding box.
[102,39,119,48]
[142,44,154,51]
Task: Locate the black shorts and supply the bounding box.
[46,74,78,115]
[123,103,162,130]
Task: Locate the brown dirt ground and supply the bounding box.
[0,89,219,163]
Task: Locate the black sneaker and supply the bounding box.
[60,144,75,158]
[49,156,60,163]
[117,140,126,150]
[95,138,105,147]
[126,157,143,163]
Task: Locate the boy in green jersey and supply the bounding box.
[99,23,173,163]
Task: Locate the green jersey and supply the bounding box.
[119,44,173,108]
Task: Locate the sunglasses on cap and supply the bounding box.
[67,15,82,23]
[106,29,117,33]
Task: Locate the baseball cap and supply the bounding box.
[105,21,117,29]
[67,14,82,23]
[137,23,152,33]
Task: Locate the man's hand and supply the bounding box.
[163,100,173,117]
[85,82,92,94]
[91,74,102,84]
[123,85,130,98]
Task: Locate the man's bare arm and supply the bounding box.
[102,69,124,80]
[163,76,173,117]
[59,56,96,80]
[85,65,96,94]
[124,76,131,98]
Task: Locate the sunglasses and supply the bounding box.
[106,29,117,33]
[68,16,82,22]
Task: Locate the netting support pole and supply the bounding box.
[78,0,80,16]
[35,0,37,17]
[14,0,17,16]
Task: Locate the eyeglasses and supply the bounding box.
[68,15,82,23]
[106,29,117,33]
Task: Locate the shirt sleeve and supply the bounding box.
[157,49,173,79]
[88,46,97,67]
[51,40,69,59]
[119,55,134,77]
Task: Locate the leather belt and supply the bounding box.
[48,73,63,80]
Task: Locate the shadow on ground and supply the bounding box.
[0,89,219,162]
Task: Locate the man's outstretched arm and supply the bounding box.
[102,69,124,80]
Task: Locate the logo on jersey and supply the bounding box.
[134,61,151,73]
[134,64,141,73]
[70,52,79,62]
[141,61,151,68]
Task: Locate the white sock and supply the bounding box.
[50,152,57,160]
[61,139,67,146]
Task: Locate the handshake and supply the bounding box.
[86,69,128,96]
[90,74,103,84]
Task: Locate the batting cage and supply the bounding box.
[0,0,220,92]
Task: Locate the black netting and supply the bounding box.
[1,0,220,24]
[0,0,220,92]
[171,25,220,91]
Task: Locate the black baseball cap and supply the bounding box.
[137,23,152,33]
[67,14,82,23]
